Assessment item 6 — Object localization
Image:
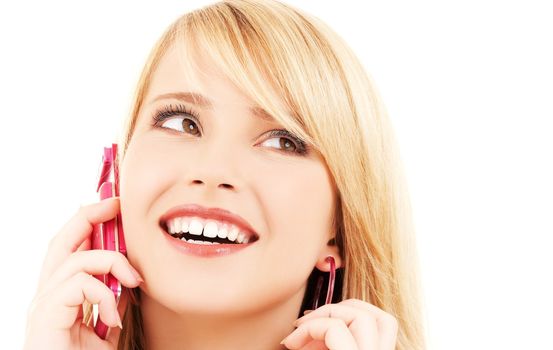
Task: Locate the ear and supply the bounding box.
[315,237,342,272]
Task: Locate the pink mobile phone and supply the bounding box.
[90,143,127,339]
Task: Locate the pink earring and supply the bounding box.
[311,256,336,309]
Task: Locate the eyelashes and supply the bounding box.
[152,103,202,136]
[151,103,310,156]
[260,129,309,156]
[152,103,201,127]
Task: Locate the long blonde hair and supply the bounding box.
[86,0,426,348]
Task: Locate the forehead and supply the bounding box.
[142,45,280,123]
[145,46,251,109]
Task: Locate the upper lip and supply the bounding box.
[159,204,259,240]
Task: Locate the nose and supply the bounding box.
[185,137,240,194]
[190,178,234,190]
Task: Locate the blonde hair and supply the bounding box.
[85,0,426,348]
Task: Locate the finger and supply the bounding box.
[38,197,120,290]
[43,250,142,294]
[77,322,114,350]
[339,299,399,350]
[282,318,357,350]
[76,237,91,252]
[297,303,356,325]
[105,285,132,346]
[76,302,84,322]
[49,272,122,331]
[301,339,327,350]
[296,303,378,350]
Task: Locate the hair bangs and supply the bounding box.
[168,3,316,150]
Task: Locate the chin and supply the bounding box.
[145,284,257,317]
[140,266,249,304]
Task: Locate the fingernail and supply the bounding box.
[303,309,312,315]
[129,266,144,283]
[115,312,123,329]
[281,333,292,344]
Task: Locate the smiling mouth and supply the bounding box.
[160,221,259,245]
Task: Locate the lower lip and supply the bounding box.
[161,229,253,257]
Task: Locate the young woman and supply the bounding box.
[24,0,425,349]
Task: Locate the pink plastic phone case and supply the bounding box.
[91,143,126,339]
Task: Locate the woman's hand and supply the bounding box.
[23,197,143,350]
[281,299,398,350]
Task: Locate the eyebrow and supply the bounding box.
[151,91,276,122]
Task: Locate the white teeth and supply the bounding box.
[174,217,182,233]
[167,217,188,235]
[180,218,189,234]
[187,239,213,245]
[217,226,228,239]
[228,226,239,241]
[167,217,255,244]
[203,221,218,238]
[236,232,246,244]
[188,219,203,235]
[168,220,177,234]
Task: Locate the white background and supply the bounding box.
[1,0,552,348]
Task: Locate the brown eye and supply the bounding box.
[259,129,308,156]
[182,118,200,136]
[261,134,301,154]
[279,137,297,152]
[153,104,203,136]
[156,116,202,136]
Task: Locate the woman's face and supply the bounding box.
[119,45,338,315]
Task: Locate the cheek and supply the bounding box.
[119,140,168,217]
[254,158,335,246]
[119,134,187,210]
[118,136,180,264]
[248,158,336,295]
